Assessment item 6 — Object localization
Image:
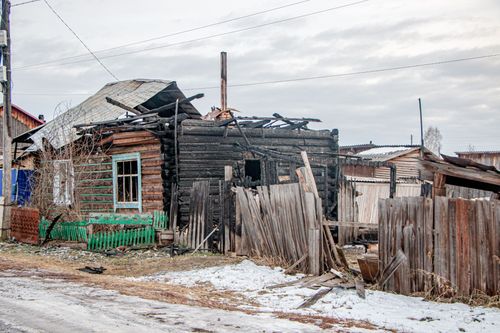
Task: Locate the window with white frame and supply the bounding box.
[53,160,74,205]
[112,153,141,211]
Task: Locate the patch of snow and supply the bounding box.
[138,260,500,333]
[132,259,302,291]
[357,147,411,156]
[0,275,323,333]
[254,281,499,333]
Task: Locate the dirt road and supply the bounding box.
[0,271,324,333]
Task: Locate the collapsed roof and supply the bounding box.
[24,79,200,151]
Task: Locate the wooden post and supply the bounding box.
[433,173,446,197]
[224,165,232,254]
[419,98,424,158]
[174,99,179,185]
[220,51,227,111]
[389,164,397,198]
[1,0,12,240]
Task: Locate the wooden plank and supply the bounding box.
[300,151,319,198]
[402,224,414,295]
[486,200,499,295]
[379,249,407,289]
[423,197,434,291]
[393,199,404,292]
[455,198,471,295]
[235,187,243,255]
[475,200,487,293]
[434,196,449,291]
[323,221,378,228]
[298,287,333,308]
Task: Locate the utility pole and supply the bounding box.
[220,51,227,111]
[418,98,424,158]
[1,0,12,240]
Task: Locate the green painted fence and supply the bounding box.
[89,213,153,226]
[153,211,168,229]
[39,218,88,242]
[87,227,156,252]
[39,211,167,251]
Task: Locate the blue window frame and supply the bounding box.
[112,153,142,212]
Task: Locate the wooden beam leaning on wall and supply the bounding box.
[297,151,322,274]
[298,151,348,271]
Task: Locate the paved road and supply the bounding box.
[0,273,324,333]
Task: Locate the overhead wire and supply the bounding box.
[12,0,314,69]
[11,0,41,7]
[12,52,500,95]
[182,52,500,90]
[100,0,313,53]
[41,0,119,80]
[14,0,371,71]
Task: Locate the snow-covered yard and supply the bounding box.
[133,260,500,333]
[0,274,329,333]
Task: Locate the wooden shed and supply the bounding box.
[342,145,426,181]
[455,150,500,170]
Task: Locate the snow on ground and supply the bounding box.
[132,259,302,291]
[0,272,323,333]
[135,260,500,333]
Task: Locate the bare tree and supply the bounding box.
[424,126,443,155]
[29,102,105,220]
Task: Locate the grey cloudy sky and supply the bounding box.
[9,0,500,153]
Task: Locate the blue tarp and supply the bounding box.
[0,169,34,205]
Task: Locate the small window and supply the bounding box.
[245,159,261,182]
[113,153,141,211]
[53,160,74,205]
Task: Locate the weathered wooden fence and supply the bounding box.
[337,178,359,245]
[179,180,212,250]
[38,212,167,251]
[235,183,325,275]
[379,197,499,296]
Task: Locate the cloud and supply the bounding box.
[9,0,500,153]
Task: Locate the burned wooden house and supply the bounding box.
[18,79,341,251]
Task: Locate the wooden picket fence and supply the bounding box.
[337,178,359,245]
[38,211,167,251]
[39,218,88,242]
[379,197,499,296]
[87,227,156,251]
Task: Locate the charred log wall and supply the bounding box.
[165,119,339,227]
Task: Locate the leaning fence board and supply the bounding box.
[183,181,211,250]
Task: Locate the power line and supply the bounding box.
[11,0,41,7]
[12,52,500,95]
[12,0,313,68]
[12,0,314,69]
[15,0,371,71]
[101,0,314,53]
[41,0,119,80]
[184,52,500,90]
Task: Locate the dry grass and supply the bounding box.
[0,246,387,331]
[0,254,251,311]
[0,243,242,277]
